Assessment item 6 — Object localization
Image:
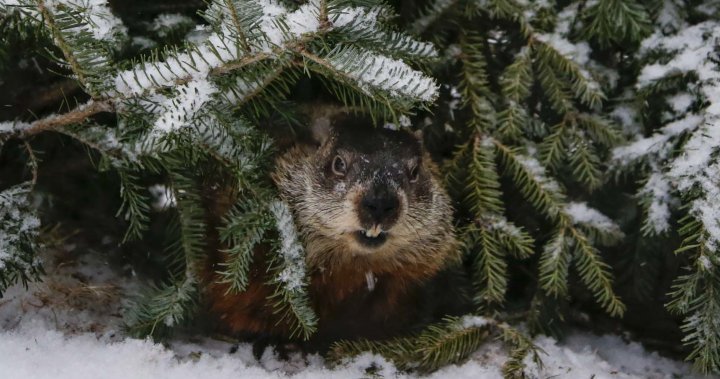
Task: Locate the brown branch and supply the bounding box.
[20,100,115,137]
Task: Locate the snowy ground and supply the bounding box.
[0,244,712,379]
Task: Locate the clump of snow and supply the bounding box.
[535,34,591,67]
[668,92,694,113]
[459,315,489,329]
[0,120,31,135]
[131,36,156,50]
[610,105,640,135]
[485,215,523,237]
[566,202,621,235]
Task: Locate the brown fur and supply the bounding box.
[203,116,460,350]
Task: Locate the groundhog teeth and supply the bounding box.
[365,226,382,238]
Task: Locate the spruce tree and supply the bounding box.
[2,0,720,376]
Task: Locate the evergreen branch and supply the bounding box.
[35,0,122,98]
[328,337,417,370]
[413,316,492,372]
[410,0,459,35]
[217,194,274,293]
[581,0,652,47]
[466,134,504,216]
[501,47,533,103]
[534,53,575,114]
[124,276,199,338]
[566,132,603,191]
[18,100,114,137]
[331,6,438,61]
[459,31,494,131]
[494,139,565,219]
[299,45,438,104]
[532,39,605,109]
[497,104,529,142]
[575,113,622,147]
[266,200,318,340]
[567,224,625,316]
[539,121,568,169]
[0,182,43,297]
[469,227,508,307]
[497,322,544,378]
[538,227,571,298]
[115,168,150,243]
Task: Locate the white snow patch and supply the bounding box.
[152,13,193,37]
[459,315,489,329]
[638,173,673,235]
[566,202,621,235]
[0,120,31,134]
[0,245,704,379]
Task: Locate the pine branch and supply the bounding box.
[0,182,43,297]
[266,200,318,340]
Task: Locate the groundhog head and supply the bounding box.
[274,114,455,267]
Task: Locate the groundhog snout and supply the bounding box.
[358,183,400,227]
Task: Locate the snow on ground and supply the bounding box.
[0,244,711,379]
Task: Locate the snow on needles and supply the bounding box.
[566,202,621,235]
[326,46,438,102]
[47,0,127,42]
[0,184,39,270]
[269,200,306,292]
[629,21,720,250]
[152,80,218,135]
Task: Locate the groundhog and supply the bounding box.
[203,112,465,354]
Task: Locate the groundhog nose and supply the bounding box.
[360,187,400,225]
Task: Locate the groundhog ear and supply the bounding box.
[310,116,334,146]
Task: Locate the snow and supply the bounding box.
[0,183,39,270]
[0,244,707,379]
[639,173,673,235]
[326,46,439,102]
[459,315,489,329]
[46,0,127,42]
[612,114,703,166]
[152,13,194,37]
[152,79,218,135]
[515,152,562,198]
[0,120,31,134]
[269,200,307,292]
[566,202,621,235]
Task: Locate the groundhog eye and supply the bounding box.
[332,155,347,176]
[409,165,419,183]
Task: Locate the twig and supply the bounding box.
[21,140,39,187]
[20,100,115,137]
